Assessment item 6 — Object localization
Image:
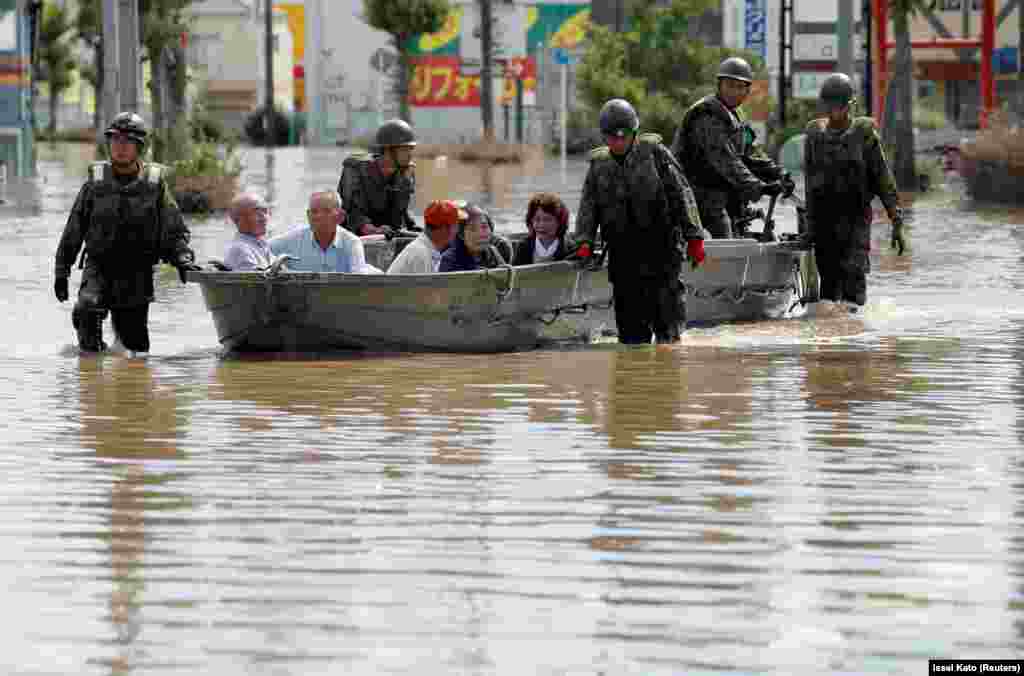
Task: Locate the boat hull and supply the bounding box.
[190,239,817,352]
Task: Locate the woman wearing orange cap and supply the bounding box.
[386,200,461,274]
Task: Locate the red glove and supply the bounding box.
[575,242,592,259]
[687,239,705,268]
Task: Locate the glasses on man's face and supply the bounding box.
[308,206,337,214]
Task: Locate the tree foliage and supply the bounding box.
[577,0,764,142]
[39,1,77,135]
[139,0,192,162]
[362,0,451,122]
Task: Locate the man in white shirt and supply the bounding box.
[223,192,274,271]
[269,191,367,273]
[387,199,462,274]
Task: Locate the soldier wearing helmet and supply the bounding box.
[572,98,705,344]
[670,56,793,239]
[803,72,905,312]
[338,118,419,237]
[53,112,199,354]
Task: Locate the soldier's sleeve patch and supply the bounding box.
[805,118,827,133]
[89,162,109,183]
[145,163,166,185]
[682,183,702,230]
[854,117,879,132]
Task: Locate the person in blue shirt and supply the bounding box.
[269,191,368,273]
[222,192,274,271]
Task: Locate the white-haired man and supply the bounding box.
[269,191,367,272]
[223,192,274,271]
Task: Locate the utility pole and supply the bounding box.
[479,0,495,141]
[264,0,275,146]
[778,0,790,127]
[118,0,140,112]
[863,0,872,116]
[1019,0,1023,103]
[305,0,323,145]
[837,0,854,76]
[101,0,120,142]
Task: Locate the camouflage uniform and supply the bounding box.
[671,95,783,238]
[55,161,195,352]
[575,133,704,344]
[803,117,901,306]
[337,153,417,235]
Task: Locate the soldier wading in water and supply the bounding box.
[572,99,705,344]
[671,56,794,239]
[802,73,906,312]
[54,112,199,354]
[338,119,420,237]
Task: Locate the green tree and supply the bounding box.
[140,0,192,162]
[362,0,451,122]
[39,2,76,136]
[577,0,761,141]
[885,0,934,190]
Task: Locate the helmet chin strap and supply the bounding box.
[387,147,413,172]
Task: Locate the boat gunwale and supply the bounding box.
[188,239,807,286]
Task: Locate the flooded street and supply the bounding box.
[3,143,1024,674]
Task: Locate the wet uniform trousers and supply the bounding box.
[611,277,687,344]
[72,265,154,352]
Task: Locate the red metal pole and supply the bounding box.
[883,39,982,50]
[980,0,995,129]
[874,0,887,122]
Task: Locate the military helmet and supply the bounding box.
[717,56,754,84]
[599,98,639,137]
[104,111,147,146]
[374,119,417,151]
[818,73,856,107]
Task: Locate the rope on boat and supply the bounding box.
[685,283,797,304]
[487,265,516,301]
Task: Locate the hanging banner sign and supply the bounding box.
[409,56,481,107]
[744,0,766,59]
[499,56,537,104]
[410,56,538,108]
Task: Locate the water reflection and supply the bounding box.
[76,357,188,673]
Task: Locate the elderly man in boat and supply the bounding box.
[269,191,370,273]
[222,192,274,271]
[387,199,462,274]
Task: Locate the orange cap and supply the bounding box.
[424,199,465,227]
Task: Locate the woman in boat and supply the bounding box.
[439,204,508,272]
[512,192,570,265]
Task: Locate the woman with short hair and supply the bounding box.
[512,192,570,265]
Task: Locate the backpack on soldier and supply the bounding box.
[337,152,372,208]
